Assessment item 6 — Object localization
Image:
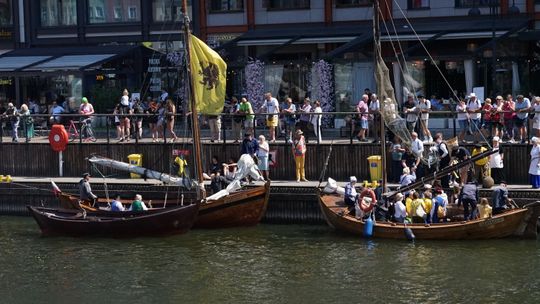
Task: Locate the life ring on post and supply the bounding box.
[49,124,69,152]
[358,188,377,213]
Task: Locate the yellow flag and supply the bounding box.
[189,34,227,115]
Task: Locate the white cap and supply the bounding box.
[350,176,357,183]
[492,136,500,142]
[469,92,476,97]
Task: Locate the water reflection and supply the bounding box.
[1,217,539,303]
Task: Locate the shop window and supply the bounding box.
[335,0,371,7]
[409,0,429,9]
[40,0,77,27]
[153,0,188,22]
[455,0,499,7]
[266,0,310,10]
[210,0,244,12]
[0,0,13,26]
[88,0,141,24]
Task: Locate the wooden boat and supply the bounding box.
[57,180,271,229]
[27,204,199,237]
[318,190,540,240]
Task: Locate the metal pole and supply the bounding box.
[59,151,63,177]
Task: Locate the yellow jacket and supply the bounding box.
[472,147,488,166]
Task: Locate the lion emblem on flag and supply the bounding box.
[199,61,220,90]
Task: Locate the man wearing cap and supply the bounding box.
[514,95,531,144]
[467,92,482,142]
[417,95,432,142]
[79,173,97,205]
[489,136,505,184]
[344,176,358,209]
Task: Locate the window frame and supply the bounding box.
[265,0,310,11]
[408,0,430,10]
[113,7,122,20]
[334,0,372,8]
[40,0,77,27]
[454,0,500,8]
[209,0,244,13]
[128,6,137,20]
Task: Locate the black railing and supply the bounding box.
[0,109,538,145]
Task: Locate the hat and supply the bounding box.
[296,129,303,135]
[492,136,500,142]
[424,184,432,190]
[82,172,91,178]
[395,193,404,201]
[469,92,476,97]
[121,95,129,106]
[7,102,13,108]
[532,137,539,144]
[350,176,357,183]
[417,94,424,99]
[81,97,88,103]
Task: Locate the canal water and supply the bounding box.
[1,216,539,304]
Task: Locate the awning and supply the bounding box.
[222,16,529,60]
[0,56,52,72]
[24,54,117,71]
[0,45,140,74]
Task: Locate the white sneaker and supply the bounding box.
[509,139,516,143]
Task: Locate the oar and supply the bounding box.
[403,220,415,241]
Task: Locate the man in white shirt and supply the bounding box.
[262,92,280,142]
[411,132,424,178]
[417,95,432,142]
[467,92,482,142]
[369,94,381,142]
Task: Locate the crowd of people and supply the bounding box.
[342,174,515,225]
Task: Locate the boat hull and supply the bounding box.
[58,181,270,229]
[318,192,538,240]
[27,204,199,237]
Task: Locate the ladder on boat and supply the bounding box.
[384,148,499,197]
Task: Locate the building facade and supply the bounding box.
[198,0,540,119]
[0,0,194,110]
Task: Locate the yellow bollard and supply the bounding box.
[0,175,4,182]
[5,175,12,183]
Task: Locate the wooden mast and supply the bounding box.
[374,0,387,191]
[182,0,205,199]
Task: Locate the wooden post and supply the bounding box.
[182,0,206,199]
[374,0,387,191]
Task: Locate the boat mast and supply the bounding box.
[181,0,205,199]
[373,0,387,191]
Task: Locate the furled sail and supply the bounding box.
[88,155,196,188]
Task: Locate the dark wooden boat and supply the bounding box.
[318,190,540,240]
[57,180,271,229]
[27,204,199,237]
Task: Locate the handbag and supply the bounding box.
[437,205,446,218]
[416,204,426,218]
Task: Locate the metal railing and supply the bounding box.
[0,109,538,145]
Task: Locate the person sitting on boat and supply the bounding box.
[344,176,358,209]
[79,173,97,206]
[129,194,148,211]
[478,198,492,219]
[423,191,433,223]
[407,191,426,223]
[459,181,479,220]
[430,187,448,223]
[399,167,416,196]
[110,194,125,212]
[393,193,406,223]
[491,181,513,215]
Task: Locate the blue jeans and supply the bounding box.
[10,121,19,141]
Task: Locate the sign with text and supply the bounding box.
[172,149,190,156]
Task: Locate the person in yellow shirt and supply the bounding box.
[478,198,492,219]
[174,155,188,177]
[472,144,490,183]
[407,191,426,223]
[423,191,433,223]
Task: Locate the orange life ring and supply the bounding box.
[358,188,377,212]
[49,124,69,152]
